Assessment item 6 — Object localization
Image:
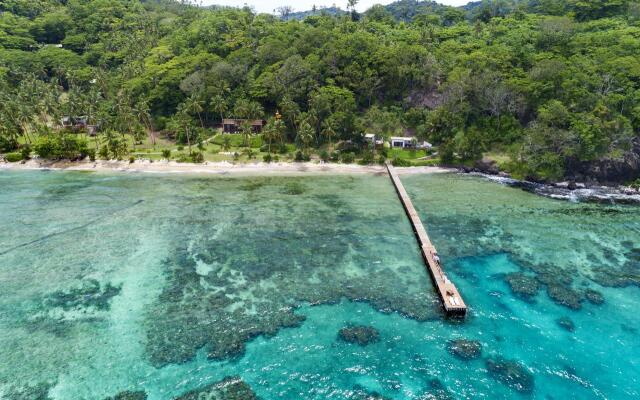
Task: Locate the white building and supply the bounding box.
[390,137,432,149]
[364,134,384,147]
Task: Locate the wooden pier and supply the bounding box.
[385,163,467,316]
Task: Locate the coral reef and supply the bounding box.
[173,376,257,400]
[546,284,583,310]
[143,177,437,366]
[104,391,147,400]
[503,273,540,299]
[486,357,535,393]
[338,325,380,346]
[419,379,454,400]
[44,279,121,312]
[584,289,604,305]
[556,317,575,332]
[446,339,482,360]
[0,381,53,400]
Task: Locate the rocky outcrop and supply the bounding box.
[567,138,640,185]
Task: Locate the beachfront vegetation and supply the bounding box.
[0,0,639,180]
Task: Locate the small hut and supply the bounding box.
[222,119,265,134]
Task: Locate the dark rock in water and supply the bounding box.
[556,317,575,332]
[566,137,640,185]
[447,339,482,360]
[338,325,380,346]
[584,289,604,305]
[486,357,535,393]
[546,284,582,310]
[173,376,257,400]
[104,391,147,400]
[474,159,500,175]
[504,273,540,299]
[474,171,640,203]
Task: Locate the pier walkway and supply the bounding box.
[385,163,467,316]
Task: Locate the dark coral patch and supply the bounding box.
[584,289,604,305]
[546,284,582,310]
[422,379,454,400]
[486,357,535,393]
[338,325,380,346]
[504,273,540,299]
[557,316,575,332]
[173,376,257,400]
[447,339,482,360]
[44,279,122,312]
[104,391,147,400]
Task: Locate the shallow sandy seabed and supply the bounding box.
[0,158,453,176]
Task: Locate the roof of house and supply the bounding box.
[223,119,264,125]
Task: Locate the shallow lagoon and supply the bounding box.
[0,170,638,399]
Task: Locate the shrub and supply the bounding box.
[378,155,386,165]
[5,152,23,162]
[191,151,204,163]
[273,155,280,162]
[0,135,18,153]
[20,145,31,160]
[177,145,184,151]
[34,134,89,160]
[391,157,411,167]
[320,150,329,162]
[87,149,96,162]
[359,150,374,165]
[294,151,310,162]
[161,149,171,159]
[233,152,240,161]
[263,153,272,163]
[98,146,109,159]
[129,156,136,164]
[330,151,340,162]
[341,152,355,164]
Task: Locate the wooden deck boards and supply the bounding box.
[385,163,467,316]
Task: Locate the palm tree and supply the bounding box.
[135,99,154,147]
[296,119,315,153]
[185,93,205,129]
[321,120,337,149]
[175,103,193,153]
[240,120,253,148]
[262,118,285,154]
[210,94,228,124]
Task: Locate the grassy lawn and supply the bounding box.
[12,131,447,166]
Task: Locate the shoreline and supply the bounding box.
[0,158,453,176]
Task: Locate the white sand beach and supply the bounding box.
[0,158,453,176]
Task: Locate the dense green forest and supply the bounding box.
[1,0,639,182]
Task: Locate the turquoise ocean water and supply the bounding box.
[0,170,638,399]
